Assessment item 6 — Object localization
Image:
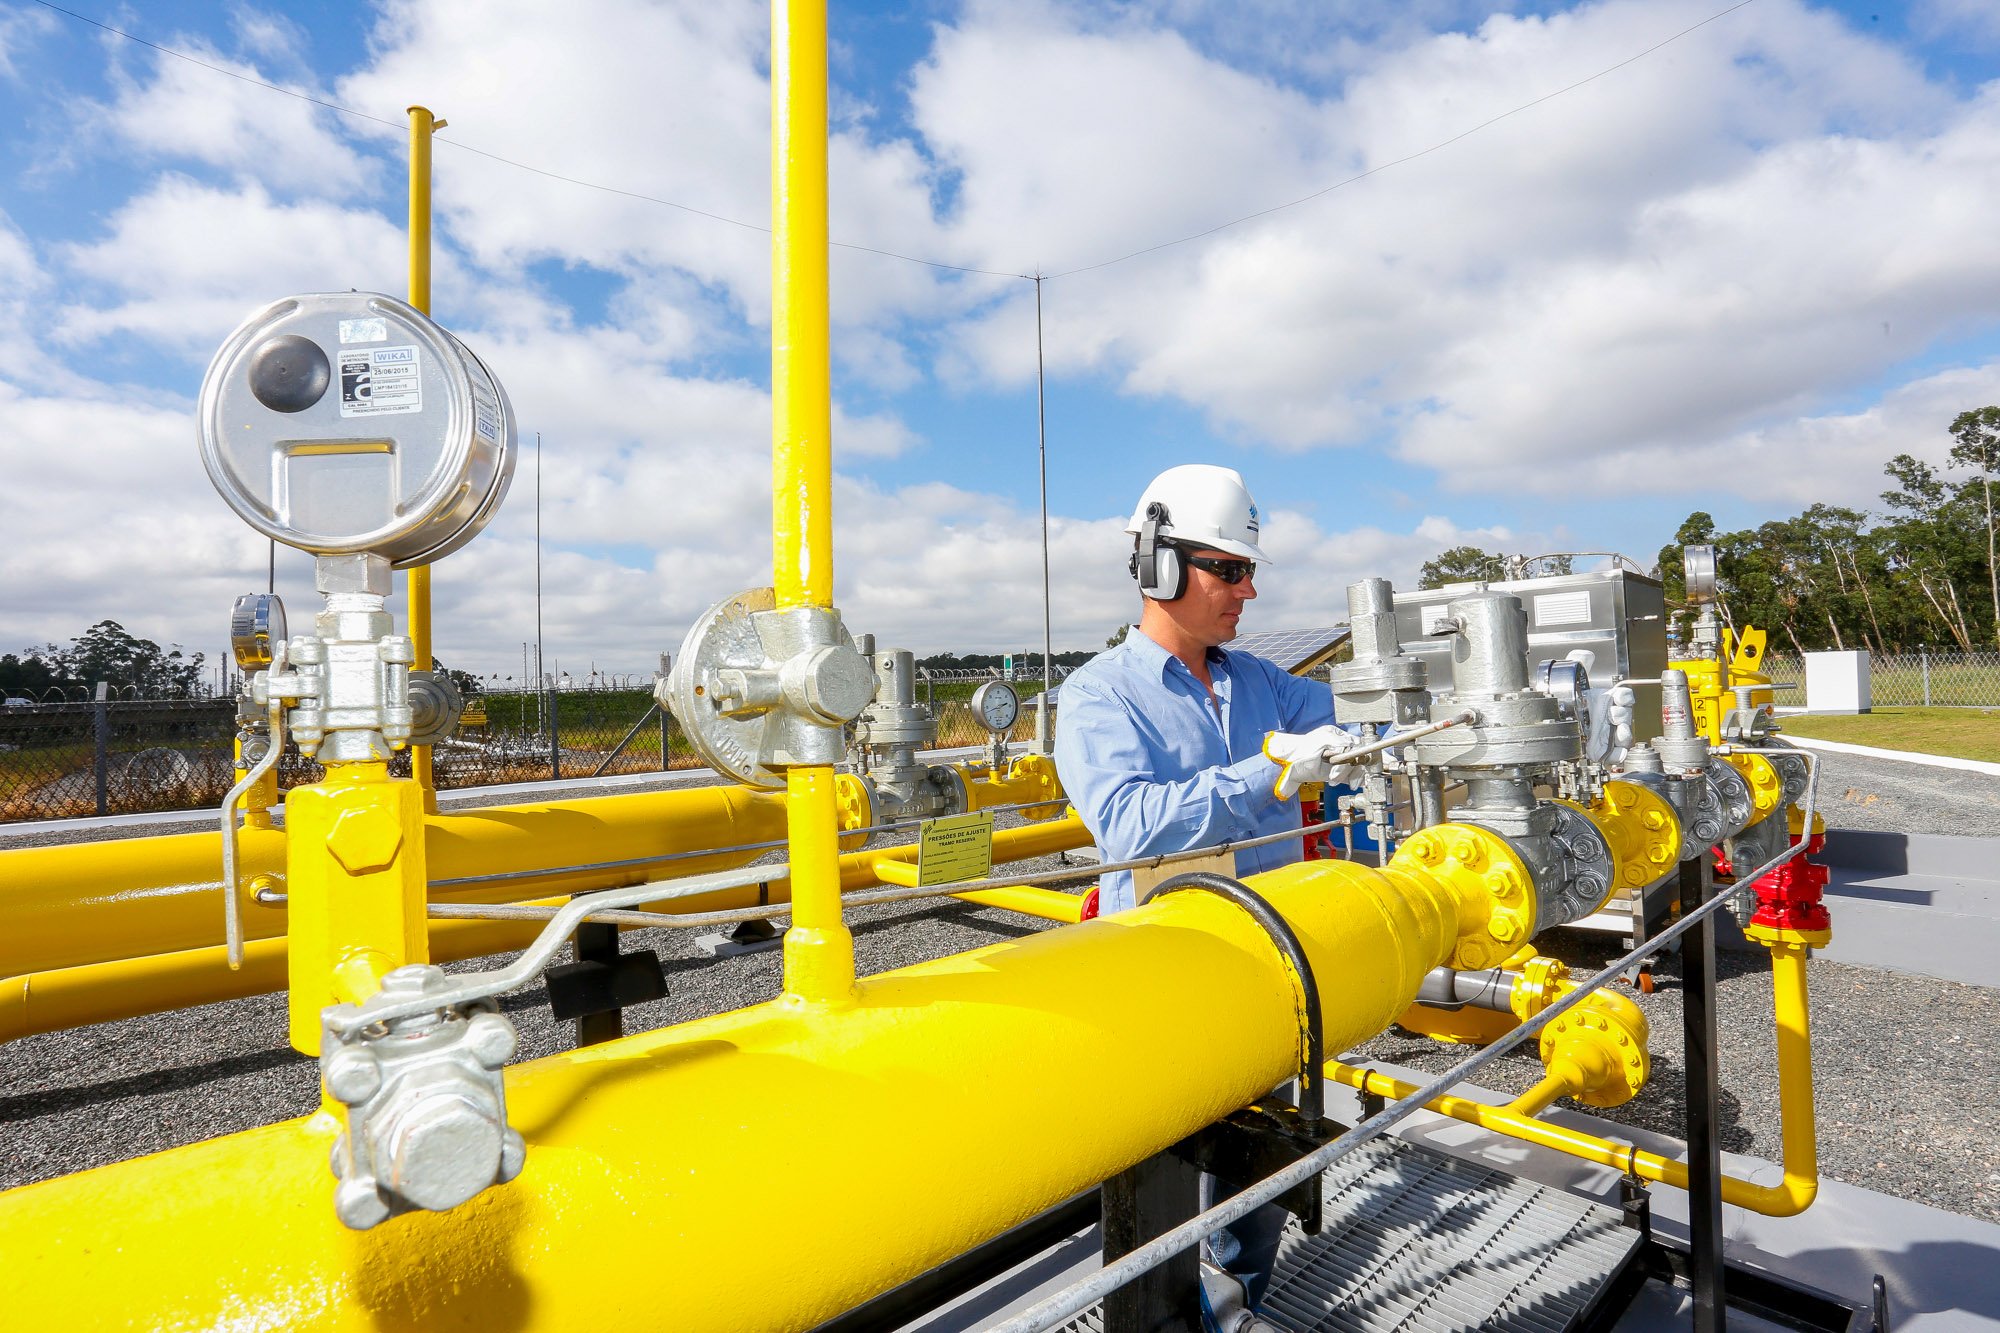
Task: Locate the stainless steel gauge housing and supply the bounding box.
[1682,544,1718,606]
[198,293,516,568]
[970,680,1020,735]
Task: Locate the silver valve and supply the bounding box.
[322,964,524,1231]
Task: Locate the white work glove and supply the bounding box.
[1264,725,1364,801]
[1585,683,1636,767]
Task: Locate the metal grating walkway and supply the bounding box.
[1261,1138,1640,1332]
[1059,1136,1639,1333]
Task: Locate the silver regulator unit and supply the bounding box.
[659,587,878,789]
[1344,582,1617,931]
[198,291,522,1230]
[845,640,967,822]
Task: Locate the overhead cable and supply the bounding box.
[34,0,1756,285]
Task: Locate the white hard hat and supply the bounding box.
[1125,464,1272,564]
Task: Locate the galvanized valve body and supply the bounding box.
[322,963,524,1231]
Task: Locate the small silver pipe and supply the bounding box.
[414,818,1359,932]
[217,644,287,972]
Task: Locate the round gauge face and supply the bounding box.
[971,681,1020,734]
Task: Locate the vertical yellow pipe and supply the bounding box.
[771,0,853,1003]
[407,105,442,812]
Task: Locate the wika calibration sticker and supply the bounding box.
[339,346,422,417]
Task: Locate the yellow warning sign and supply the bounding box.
[917,810,995,886]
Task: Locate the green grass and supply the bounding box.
[1778,707,2000,763]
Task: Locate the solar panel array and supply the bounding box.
[1228,624,1350,674]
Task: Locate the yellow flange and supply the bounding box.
[832,772,872,852]
[1584,780,1682,892]
[1787,806,1827,839]
[1509,955,1568,1021]
[1540,985,1650,1108]
[1000,751,1065,818]
[1397,824,1535,971]
[1725,751,1784,825]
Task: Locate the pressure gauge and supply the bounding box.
[198,292,516,568]
[970,680,1020,735]
[229,593,287,670]
[1682,545,1718,606]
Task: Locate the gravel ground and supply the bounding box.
[2,747,1995,1230]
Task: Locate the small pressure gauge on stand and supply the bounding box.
[970,680,1019,770]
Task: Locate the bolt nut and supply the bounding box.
[465,1011,518,1070]
[1450,836,1478,864]
[324,1048,383,1105]
[325,805,405,876]
[383,1092,505,1213]
[335,1178,392,1230]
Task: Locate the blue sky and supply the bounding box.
[2,0,1998,680]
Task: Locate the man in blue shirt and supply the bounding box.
[1053,464,1361,1321]
[1055,464,1359,915]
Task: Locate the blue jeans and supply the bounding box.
[1200,1174,1290,1308]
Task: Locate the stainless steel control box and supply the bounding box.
[1392,570,1667,742]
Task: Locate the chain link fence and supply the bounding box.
[1759,649,2000,708]
[0,675,1067,825]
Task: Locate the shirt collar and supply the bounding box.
[1127,626,1230,684]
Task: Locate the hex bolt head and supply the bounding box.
[464,1012,518,1070]
[384,1093,504,1213]
[380,963,446,996]
[325,805,405,876]
[335,1178,392,1231]
[324,1048,383,1106]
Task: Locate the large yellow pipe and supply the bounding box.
[0,844,1482,1331]
[406,104,440,807]
[0,784,797,976]
[770,0,851,1005]
[0,815,1091,1042]
[1326,932,1820,1216]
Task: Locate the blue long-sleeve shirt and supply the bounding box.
[1053,629,1338,914]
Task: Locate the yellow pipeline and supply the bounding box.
[0,816,1089,1042]
[0,912,547,1045]
[770,0,851,1005]
[866,856,1089,923]
[0,827,1516,1331]
[0,783,801,976]
[1327,926,1821,1216]
[406,104,441,808]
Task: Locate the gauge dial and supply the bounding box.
[229,593,287,670]
[970,680,1020,735]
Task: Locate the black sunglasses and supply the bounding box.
[1183,553,1256,585]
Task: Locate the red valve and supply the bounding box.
[1749,831,1830,933]
[1080,886,1100,921]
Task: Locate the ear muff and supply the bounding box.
[1129,502,1187,600]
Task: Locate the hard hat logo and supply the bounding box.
[1246,502,1260,536]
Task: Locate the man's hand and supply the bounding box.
[1263,726,1364,800]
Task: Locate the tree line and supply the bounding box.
[0,621,208,698]
[1419,408,2000,656]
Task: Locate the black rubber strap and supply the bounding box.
[1140,871,1325,1123]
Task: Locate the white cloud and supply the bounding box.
[923,0,1991,496]
[91,35,375,193]
[55,178,412,354]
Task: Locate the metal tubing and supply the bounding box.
[406,104,439,807]
[0,914,546,1045]
[0,783,796,977]
[993,764,1826,1333]
[0,813,1086,1043]
[217,672,287,970]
